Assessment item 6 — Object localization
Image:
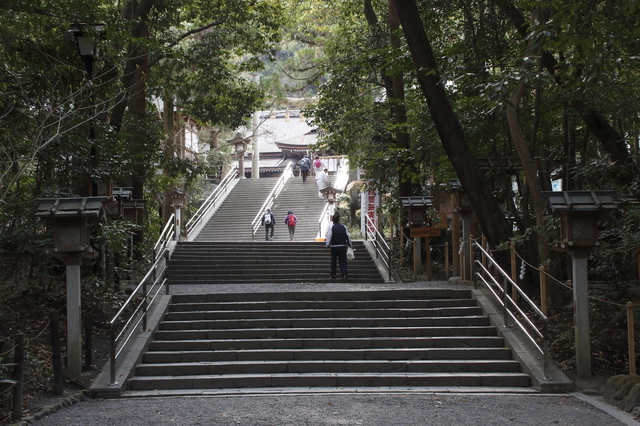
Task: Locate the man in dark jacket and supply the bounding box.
[325,213,352,281]
[261,208,275,241]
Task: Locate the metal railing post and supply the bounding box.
[109,325,117,385]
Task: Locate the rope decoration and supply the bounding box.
[508,243,639,309]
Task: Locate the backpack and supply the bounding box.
[300,158,310,170]
[264,213,272,225]
[314,159,322,168]
[286,214,297,226]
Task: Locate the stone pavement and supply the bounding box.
[13,281,640,425]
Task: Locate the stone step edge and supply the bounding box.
[119,385,540,398]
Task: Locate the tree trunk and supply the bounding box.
[389,0,413,198]
[392,0,513,250]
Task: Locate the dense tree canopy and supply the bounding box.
[2,0,640,292]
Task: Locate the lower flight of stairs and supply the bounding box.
[168,241,385,284]
[124,289,531,394]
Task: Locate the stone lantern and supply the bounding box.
[167,188,186,241]
[542,190,616,380]
[320,184,342,220]
[34,196,107,379]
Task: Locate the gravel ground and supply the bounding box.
[25,392,639,426]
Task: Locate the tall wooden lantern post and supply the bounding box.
[541,190,616,379]
[167,188,186,241]
[400,196,435,280]
[34,197,107,379]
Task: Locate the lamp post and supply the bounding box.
[319,185,342,240]
[542,190,616,380]
[34,197,107,379]
[228,133,250,178]
[400,196,434,280]
[167,188,186,241]
[70,23,104,197]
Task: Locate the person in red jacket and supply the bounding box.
[284,210,297,241]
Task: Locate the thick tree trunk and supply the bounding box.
[389,0,413,198]
[392,0,513,250]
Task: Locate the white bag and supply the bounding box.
[346,247,355,260]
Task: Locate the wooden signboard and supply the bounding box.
[410,227,441,238]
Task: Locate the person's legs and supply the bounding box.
[337,246,348,278]
[268,224,274,239]
[288,226,295,240]
[265,225,269,241]
[330,247,339,277]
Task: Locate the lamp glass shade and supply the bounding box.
[75,35,95,57]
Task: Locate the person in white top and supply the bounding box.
[316,168,328,198]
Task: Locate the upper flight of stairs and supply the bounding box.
[168,240,385,284]
[194,178,277,242]
[270,176,332,241]
[124,289,531,395]
[194,175,331,242]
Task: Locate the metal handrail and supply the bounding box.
[153,213,175,258]
[186,167,238,237]
[107,216,174,385]
[472,242,550,380]
[251,162,293,238]
[365,214,391,281]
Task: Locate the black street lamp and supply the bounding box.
[70,23,105,79]
[70,23,105,196]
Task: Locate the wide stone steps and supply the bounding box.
[142,347,516,363]
[168,241,385,284]
[193,176,330,242]
[125,289,532,393]
[136,359,523,376]
[129,372,531,390]
[194,179,277,242]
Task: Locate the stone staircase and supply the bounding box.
[124,289,531,395]
[167,241,385,284]
[270,176,332,241]
[193,178,277,242]
[193,176,331,242]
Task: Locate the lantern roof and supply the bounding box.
[167,187,185,199]
[34,197,107,219]
[541,191,616,213]
[399,196,433,208]
[112,187,133,199]
[475,157,522,174]
[320,185,342,195]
